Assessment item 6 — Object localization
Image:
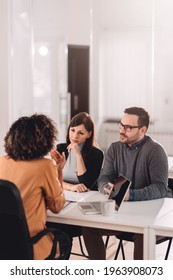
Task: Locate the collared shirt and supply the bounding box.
[125,135,148,150]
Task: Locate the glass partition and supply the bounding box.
[10,0,68,142]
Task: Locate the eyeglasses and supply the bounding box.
[117,121,141,132]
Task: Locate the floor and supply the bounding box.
[70,235,173,260]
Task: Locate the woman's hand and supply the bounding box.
[67,143,81,157]
[72,183,89,193]
[50,149,66,170]
[63,182,88,193]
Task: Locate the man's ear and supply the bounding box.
[140,126,147,134]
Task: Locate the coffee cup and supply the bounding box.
[101,200,115,216]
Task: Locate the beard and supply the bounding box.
[119,133,128,143]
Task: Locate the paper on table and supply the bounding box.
[64,190,98,202]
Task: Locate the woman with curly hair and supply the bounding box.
[0,114,66,259]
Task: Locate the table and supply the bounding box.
[47,191,172,259]
[148,198,173,259]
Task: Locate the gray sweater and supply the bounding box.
[98,136,172,201]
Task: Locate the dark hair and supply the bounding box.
[4,114,58,160]
[124,107,150,129]
[66,112,94,157]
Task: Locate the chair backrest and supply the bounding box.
[168,177,173,196]
[0,179,33,260]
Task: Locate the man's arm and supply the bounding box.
[132,142,168,201]
[98,144,118,193]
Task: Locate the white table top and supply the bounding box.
[151,208,173,235]
[47,191,171,237]
[47,192,173,259]
[147,199,173,259]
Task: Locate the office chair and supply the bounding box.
[105,178,173,260]
[71,236,89,259]
[105,233,172,260]
[0,179,71,260]
[168,177,173,195]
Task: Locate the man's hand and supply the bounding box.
[103,182,114,196]
[124,189,130,201]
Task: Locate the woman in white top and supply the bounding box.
[51,112,104,192]
[47,112,104,256]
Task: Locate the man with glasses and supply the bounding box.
[82,107,172,259]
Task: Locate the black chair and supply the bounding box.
[168,177,173,196]
[71,236,89,259]
[105,178,173,260]
[105,234,172,260]
[0,179,71,260]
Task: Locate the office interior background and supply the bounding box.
[1,0,173,158]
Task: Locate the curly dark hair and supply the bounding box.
[66,112,95,158]
[4,114,58,160]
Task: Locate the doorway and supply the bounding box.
[68,45,89,118]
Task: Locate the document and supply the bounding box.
[64,190,99,202]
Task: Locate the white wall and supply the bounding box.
[0,0,9,155]
[67,0,91,45]
[0,0,92,157]
[91,0,173,155]
[90,0,153,124]
[1,0,173,156]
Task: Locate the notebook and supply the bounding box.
[78,175,131,215]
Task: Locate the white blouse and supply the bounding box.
[63,144,84,184]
